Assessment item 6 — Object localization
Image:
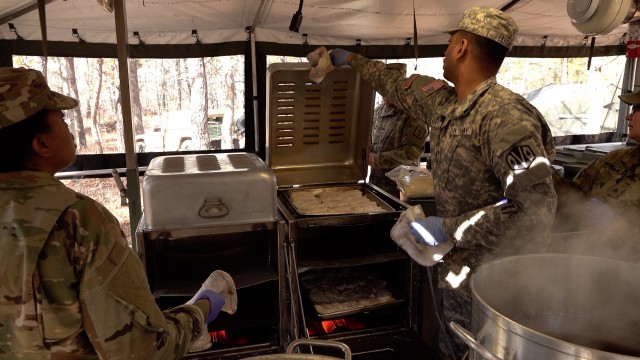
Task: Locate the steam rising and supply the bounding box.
[472,254,640,356]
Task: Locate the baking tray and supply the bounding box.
[312,297,404,320]
[299,267,404,320]
[283,185,394,216]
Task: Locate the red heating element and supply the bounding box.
[210,330,228,344]
[314,318,367,335]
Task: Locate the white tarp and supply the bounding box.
[0,0,633,47]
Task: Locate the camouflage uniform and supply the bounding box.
[0,171,205,359]
[348,8,557,358]
[370,103,428,197]
[573,145,640,222]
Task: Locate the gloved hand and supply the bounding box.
[409,216,454,265]
[583,198,615,227]
[390,207,454,267]
[329,48,352,67]
[188,270,238,323]
[410,216,447,246]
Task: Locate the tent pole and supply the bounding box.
[251,29,260,154]
[113,0,142,246]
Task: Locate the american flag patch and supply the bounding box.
[420,79,445,97]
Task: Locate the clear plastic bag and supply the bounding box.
[385,165,434,198]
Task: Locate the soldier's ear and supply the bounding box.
[31,133,53,158]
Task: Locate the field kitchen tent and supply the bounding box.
[1,0,638,234]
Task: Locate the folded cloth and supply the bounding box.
[188,330,212,353]
[307,46,335,84]
[390,205,454,267]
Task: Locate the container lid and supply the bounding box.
[266,63,375,187]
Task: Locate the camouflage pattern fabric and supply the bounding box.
[370,102,428,197]
[0,171,205,359]
[446,6,518,50]
[349,54,557,359]
[0,67,78,129]
[573,145,640,222]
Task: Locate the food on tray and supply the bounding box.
[289,188,386,215]
[300,267,396,316]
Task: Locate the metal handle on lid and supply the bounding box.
[448,321,501,360]
[198,197,229,218]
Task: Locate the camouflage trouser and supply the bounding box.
[438,280,472,360]
[369,168,399,198]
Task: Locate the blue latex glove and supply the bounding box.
[329,48,352,66]
[410,216,447,247]
[584,198,615,226]
[188,270,237,323]
[194,290,225,323]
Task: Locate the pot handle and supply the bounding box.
[448,321,501,360]
[286,339,352,359]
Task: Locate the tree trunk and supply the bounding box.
[92,58,105,154]
[186,57,209,150]
[128,59,144,135]
[64,57,87,148]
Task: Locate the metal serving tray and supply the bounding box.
[299,267,404,320]
[141,152,278,230]
[284,185,394,216]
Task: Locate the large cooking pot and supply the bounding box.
[451,254,640,360]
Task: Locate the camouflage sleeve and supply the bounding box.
[349,54,451,127]
[376,114,428,169]
[571,157,604,193]
[61,197,203,359]
[443,103,556,248]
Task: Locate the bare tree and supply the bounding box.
[128,59,144,135]
[91,58,105,153]
[186,57,209,150]
[64,57,87,148]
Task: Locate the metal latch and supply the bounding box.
[111,169,128,206]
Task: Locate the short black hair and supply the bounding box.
[0,110,50,172]
[459,30,509,68]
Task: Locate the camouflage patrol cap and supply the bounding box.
[0,67,78,130]
[619,89,640,106]
[385,63,407,77]
[447,6,518,50]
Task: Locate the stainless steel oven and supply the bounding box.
[136,152,289,359]
[265,64,439,359]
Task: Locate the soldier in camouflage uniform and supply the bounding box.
[553,89,639,246]
[0,67,237,359]
[328,7,556,359]
[369,63,429,198]
[573,89,640,217]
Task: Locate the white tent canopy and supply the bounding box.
[0,0,634,48]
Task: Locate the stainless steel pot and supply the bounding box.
[451,254,640,360]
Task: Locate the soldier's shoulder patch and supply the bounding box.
[420,79,445,97]
[402,74,420,89]
[505,145,535,170]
